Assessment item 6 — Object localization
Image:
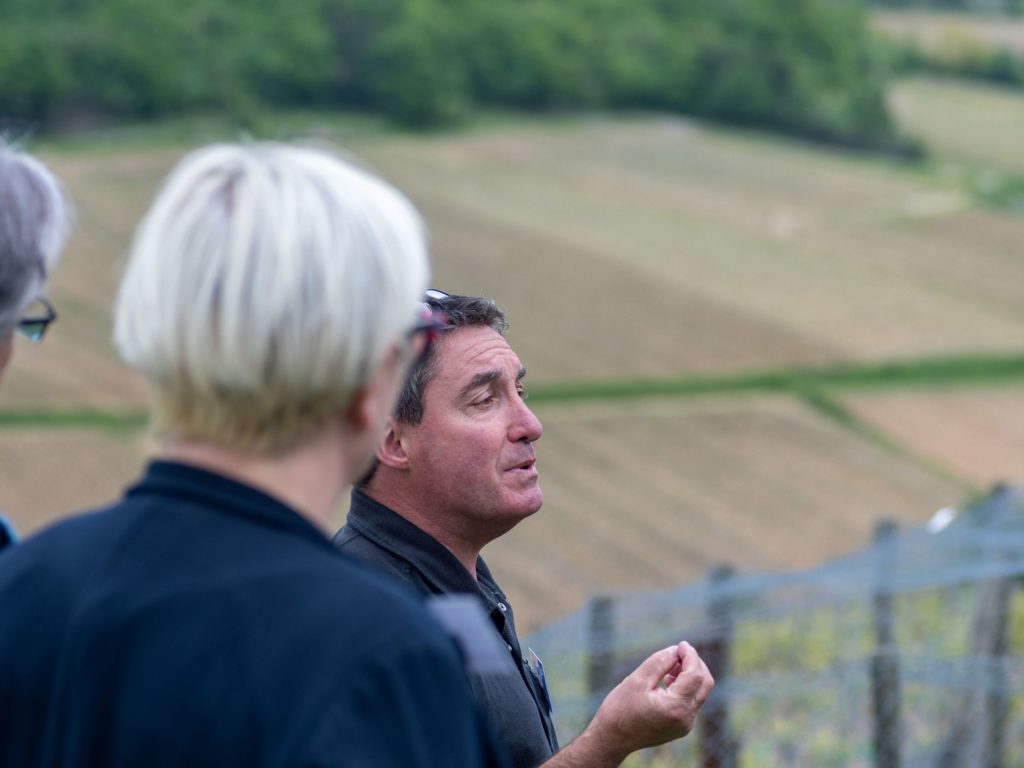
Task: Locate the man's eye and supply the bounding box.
[473,395,496,407]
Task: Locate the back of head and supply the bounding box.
[114,142,429,454]
[0,144,71,332]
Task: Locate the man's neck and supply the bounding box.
[363,484,483,579]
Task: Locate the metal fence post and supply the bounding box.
[871,519,901,768]
[936,496,1015,768]
[982,574,1012,768]
[586,594,615,721]
[699,564,737,768]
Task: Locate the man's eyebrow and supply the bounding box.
[459,367,528,398]
[461,370,502,398]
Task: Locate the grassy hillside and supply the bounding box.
[889,75,1024,174]
[11,93,1024,408]
[0,427,149,536]
[843,387,1024,486]
[498,396,965,630]
[363,119,1024,373]
[3,76,1024,632]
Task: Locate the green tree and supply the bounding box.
[370,0,468,126]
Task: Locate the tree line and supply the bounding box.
[871,0,1024,87]
[871,0,1023,13]
[1,0,913,153]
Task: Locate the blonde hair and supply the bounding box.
[114,142,428,454]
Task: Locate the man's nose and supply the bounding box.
[510,398,543,443]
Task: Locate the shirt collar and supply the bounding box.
[345,488,504,600]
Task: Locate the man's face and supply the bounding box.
[403,325,544,538]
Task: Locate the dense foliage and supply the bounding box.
[886,34,1024,86]
[0,0,907,151]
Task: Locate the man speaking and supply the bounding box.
[336,290,714,768]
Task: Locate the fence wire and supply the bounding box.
[525,485,1024,768]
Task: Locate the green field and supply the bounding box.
[3,76,1024,632]
[890,75,1024,176]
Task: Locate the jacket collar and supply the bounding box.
[129,460,334,550]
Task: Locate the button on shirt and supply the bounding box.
[0,462,505,768]
[335,490,559,768]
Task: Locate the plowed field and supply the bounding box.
[8,104,1024,407]
[844,387,1024,489]
[3,86,1022,634]
[488,396,966,631]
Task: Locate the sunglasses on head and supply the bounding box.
[406,291,449,352]
[16,297,58,343]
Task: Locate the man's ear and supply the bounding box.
[375,418,410,470]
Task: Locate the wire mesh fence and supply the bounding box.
[525,485,1024,768]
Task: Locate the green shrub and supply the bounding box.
[0,0,906,151]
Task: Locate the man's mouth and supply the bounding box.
[506,458,537,473]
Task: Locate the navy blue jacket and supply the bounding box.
[0,461,505,767]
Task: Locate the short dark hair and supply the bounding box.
[357,293,507,488]
[396,293,507,425]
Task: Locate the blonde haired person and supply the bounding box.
[0,143,73,548]
[0,143,505,768]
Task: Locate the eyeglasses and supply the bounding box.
[16,297,58,343]
[424,288,450,304]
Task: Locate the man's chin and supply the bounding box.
[488,495,543,539]
[516,487,544,518]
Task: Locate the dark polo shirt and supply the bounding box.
[335,490,559,768]
[0,461,505,768]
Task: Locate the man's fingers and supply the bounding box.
[632,642,704,687]
[659,660,682,688]
[632,644,689,688]
[665,642,715,697]
[632,641,715,704]
[677,641,701,670]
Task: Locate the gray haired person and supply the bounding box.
[0,144,72,549]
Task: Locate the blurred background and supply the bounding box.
[2,1,1024,764]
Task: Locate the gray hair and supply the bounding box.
[114,142,430,455]
[0,144,72,332]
